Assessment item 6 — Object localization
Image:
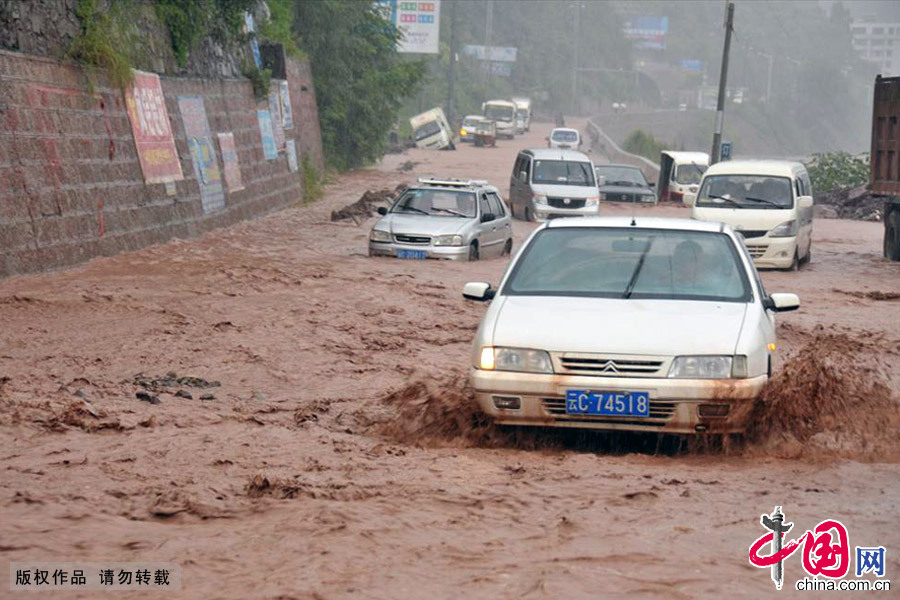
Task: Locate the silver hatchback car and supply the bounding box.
[368,178,513,261]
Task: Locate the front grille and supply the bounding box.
[547,197,586,209]
[558,355,665,377]
[605,193,637,203]
[738,230,768,239]
[747,245,767,258]
[394,234,431,245]
[541,398,676,425]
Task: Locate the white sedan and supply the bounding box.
[462,217,799,435]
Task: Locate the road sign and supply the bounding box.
[721,141,732,161]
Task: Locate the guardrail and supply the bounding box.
[586,117,661,181]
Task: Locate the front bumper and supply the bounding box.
[746,236,797,269]
[532,205,600,221]
[368,241,469,261]
[470,369,767,434]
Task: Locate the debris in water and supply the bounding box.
[330,184,407,224]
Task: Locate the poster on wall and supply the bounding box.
[286,139,299,172]
[216,132,245,192]
[124,70,183,184]
[279,80,293,130]
[268,88,286,151]
[257,110,278,160]
[177,96,225,213]
[377,0,441,54]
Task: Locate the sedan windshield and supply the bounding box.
[532,160,595,186]
[504,227,750,302]
[485,105,514,121]
[596,166,648,187]
[695,175,794,209]
[391,189,477,218]
[551,130,579,142]
[462,117,481,128]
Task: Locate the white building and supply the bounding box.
[851,19,900,75]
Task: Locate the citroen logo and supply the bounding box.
[600,361,619,374]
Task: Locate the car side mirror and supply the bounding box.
[799,196,813,209]
[519,170,528,181]
[764,293,800,312]
[648,181,656,188]
[463,282,495,301]
[683,193,697,206]
[377,206,388,215]
[596,175,606,186]
[481,212,496,223]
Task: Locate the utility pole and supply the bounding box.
[710,1,734,164]
[571,2,581,115]
[483,0,493,93]
[447,0,457,124]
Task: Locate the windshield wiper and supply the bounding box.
[704,194,744,207]
[398,206,429,215]
[431,207,466,217]
[742,196,783,208]
[623,236,655,299]
[609,180,636,187]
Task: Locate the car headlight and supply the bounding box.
[433,234,464,246]
[479,347,554,373]
[642,193,656,203]
[460,129,467,136]
[533,194,548,205]
[585,196,600,207]
[370,229,392,243]
[668,355,737,379]
[769,220,797,238]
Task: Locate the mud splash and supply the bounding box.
[746,331,900,461]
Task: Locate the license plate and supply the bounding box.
[396,249,427,259]
[565,390,650,417]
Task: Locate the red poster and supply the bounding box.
[124,70,183,184]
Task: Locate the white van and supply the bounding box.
[691,160,814,270]
[657,151,709,204]
[482,100,518,139]
[511,97,532,132]
[410,107,454,150]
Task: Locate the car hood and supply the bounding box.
[490,296,746,356]
[692,206,794,232]
[376,214,470,236]
[599,184,655,196]
[530,183,599,198]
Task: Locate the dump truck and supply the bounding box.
[874,75,900,261]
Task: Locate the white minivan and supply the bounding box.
[691,160,814,270]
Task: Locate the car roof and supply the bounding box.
[523,148,591,161]
[550,127,579,134]
[661,151,709,164]
[595,163,643,170]
[410,177,498,193]
[463,114,483,120]
[545,216,728,234]
[704,159,806,178]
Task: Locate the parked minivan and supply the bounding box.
[657,151,709,204]
[691,160,814,270]
[508,149,600,221]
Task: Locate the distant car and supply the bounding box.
[459,115,483,143]
[509,149,600,221]
[369,177,513,261]
[548,127,581,149]
[594,164,657,204]
[463,216,801,436]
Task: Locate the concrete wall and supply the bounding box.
[0,49,324,278]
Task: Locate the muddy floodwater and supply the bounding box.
[2,122,899,598]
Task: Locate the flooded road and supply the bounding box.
[1,121,899,598]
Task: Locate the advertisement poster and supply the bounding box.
[286,139,298,172]
[124,70,183,184]
[177,96,225,213]
[216,132,244,192]
[622,16,669,50]
[268,89,286,151]
[257,110,278,160]
[378,0,441,54]
[280,80,293,130]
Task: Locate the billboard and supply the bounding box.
[124,70,183,184]
[462,45,518,62]
[378,0,441,54]
[177,96,225,214]
[257,110,278,160]
[623,16,669,50]
[682,59,703,73]
[217,132,244,192]
[279,80,293,130]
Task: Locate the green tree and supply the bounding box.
[293,0,426,170]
